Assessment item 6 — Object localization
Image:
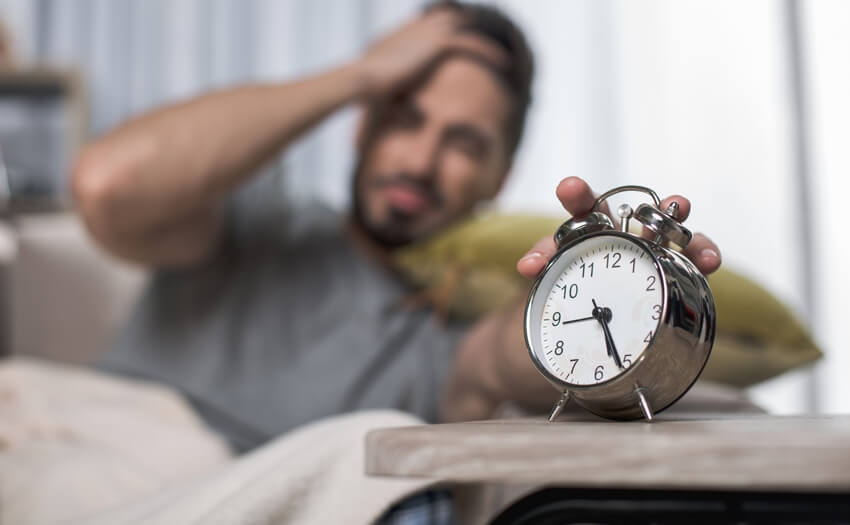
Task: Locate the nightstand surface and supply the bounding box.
[366,413,850,492]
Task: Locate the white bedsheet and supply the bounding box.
[0,358,435,525]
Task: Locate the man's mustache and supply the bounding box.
[372,173,445,208]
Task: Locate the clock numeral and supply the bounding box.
[603,252,621,269]
[630,258,636,273]
[644,331,654,343]
[554,340,565,355]
[646,275,656,291]
[651,304,662,320]
[580,262,594,278]
[569,358,579,375]
[563,283,578,299]
[594,365,604,381]
[552,312,561,326]
[623,354,633,367]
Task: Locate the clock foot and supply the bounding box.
[634,386,654,422]
[548,391,570,422]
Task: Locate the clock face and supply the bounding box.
[530,234,664,386]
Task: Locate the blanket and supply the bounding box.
[0,358,436,525]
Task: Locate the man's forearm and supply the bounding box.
[73,63,369,263]
[441,296,556,422]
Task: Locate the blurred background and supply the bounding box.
[0,0,847,415]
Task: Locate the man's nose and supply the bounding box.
[401,128,441,178]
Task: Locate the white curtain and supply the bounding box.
[803,0,850,415]
[0,0,425,208]
[1,0,848,414]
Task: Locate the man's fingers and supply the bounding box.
[662,197,722,275]
[657,195,722,275]
[555,181,694,224]
[517,235,558,279]
[444,33,509,68]
[421,6,463,26]
[518,231,722,278]
[392,9,457,41]
[518,176,598,280]
[682,233,722,275]
[556,177,597,217]
[659,194,691,222]
[525,179,720,277]
[637,194,691,243]
[555,176,615,221]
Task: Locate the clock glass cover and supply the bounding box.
[533,234,664,386]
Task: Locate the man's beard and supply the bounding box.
[350,157,444,249]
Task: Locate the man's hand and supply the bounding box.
[517,177,722,280]
[355,8,507,99]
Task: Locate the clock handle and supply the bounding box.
[589,184,693,249]
[592,184,662,210]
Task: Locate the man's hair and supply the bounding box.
[435,1,535,157]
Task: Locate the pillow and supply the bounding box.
[393,213,821,387]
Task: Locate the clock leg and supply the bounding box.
[634,386,654,422]
[548,391,570,422]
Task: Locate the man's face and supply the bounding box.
[353,56,513,247]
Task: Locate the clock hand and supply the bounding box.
[599,316,624,370]
[590,300,608,358]
[591,300,625,370]
[561,315,595,325]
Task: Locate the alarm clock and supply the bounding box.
[524,185,716,422]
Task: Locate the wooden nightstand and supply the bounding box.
[366,411,850,524]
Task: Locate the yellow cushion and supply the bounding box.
[704,270,821,386]
[393,213,821,387]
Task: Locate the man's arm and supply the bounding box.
[73,8,503,267]
[72,67,369,266]
[441,177,723,422]
[441,295,553,422]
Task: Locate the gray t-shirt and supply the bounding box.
[100,173,469,452]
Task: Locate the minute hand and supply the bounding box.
[598,317,624,369]
[591,300,624,370]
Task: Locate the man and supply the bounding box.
[73,2,721,456]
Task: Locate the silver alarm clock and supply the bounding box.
[524,185,716,422]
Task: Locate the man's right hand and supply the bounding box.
[355,8,507,100]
